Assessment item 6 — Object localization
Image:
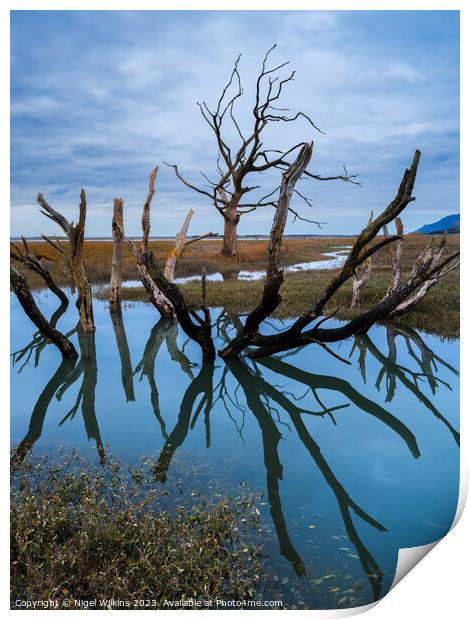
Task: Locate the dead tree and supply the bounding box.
[37,190,95,332]
[219,149,459,359]
[145,259,216,360]
[350,257,372,309]
[163,209,216,281]
[382,217,404,297]
[219,142,313,357]
[125,169,216,360]
[350,212,373,309]
[10,267,77,359]
[10,236,68,306]
[126,167,175,319]
[109,198,125,312]
[389,234,459,317]
[41,233,75,293]
[166,45,359,260]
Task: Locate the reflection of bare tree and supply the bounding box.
[227,358,390,597]
[56,329,105,464]
[134,319,198,441]
[153,360,214,483]
[109,307,135,402]
[11,302,74,371]
[11,357,78,468]
[393,324,458,393]
[226,359,307,577]
[258,356,420,459]
[289,411,384,601]
[165,322,197,380]
[213,366,247,443]
[134,319,173,440]
[352,327,459,446]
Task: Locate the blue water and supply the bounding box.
[10,290,460,609]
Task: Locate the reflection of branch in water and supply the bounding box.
[226,359,306,577]
[134,319,173,440]
[357,331,460,446]
[258,356,420,459]
[287,412,385,601]
[11,357,78,468]
[12,302,71,372]
[134,319,199,439]
[56,328,105,464]
[352,325,455,404]
[213,366,247,443]
[231,358,387,596]
[110,307,135,402]
[153,360,214,482]
[393,324,458,393]
[165,322,197,380]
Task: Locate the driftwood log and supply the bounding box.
[10,267,77,359]
[37,190,95,332]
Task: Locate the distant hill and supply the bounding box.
[414,214,460,235]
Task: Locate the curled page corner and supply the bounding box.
[391,540,441,590]
[391,470,468,592]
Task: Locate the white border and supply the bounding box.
[2,1,466,617]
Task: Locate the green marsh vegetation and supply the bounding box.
[11,451,267,609]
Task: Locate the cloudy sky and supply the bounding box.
[10,10,459,237]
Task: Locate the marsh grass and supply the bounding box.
[96,234,459,339]
[11,450,266,609]
[13,237,344,288]
[15,235,459,338]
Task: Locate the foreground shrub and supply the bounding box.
[11,451,265,609]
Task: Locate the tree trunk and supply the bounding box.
[219,143,313,358]
[164,209,193,281]
[221,200,240,260]
[71,191,95,332]
[125,167,176,319]
[350,257,372,309]
[10,267,78,360]
[382,217,404,299]
[109,198,124,312]
[37,190,95,332]
[135,258,176,319]
[145,253,215,360]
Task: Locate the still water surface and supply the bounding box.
[10,290,459,609]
